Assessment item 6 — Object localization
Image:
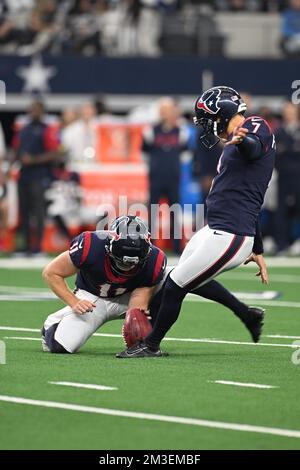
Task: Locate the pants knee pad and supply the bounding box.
[44,324,70,354]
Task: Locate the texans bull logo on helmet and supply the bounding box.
[196,89,221,115]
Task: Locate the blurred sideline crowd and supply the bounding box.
[0,94,300,256]
[0,0,300,57]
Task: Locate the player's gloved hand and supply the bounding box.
[225,126,248,146]
[244,253,269,285]
[71,298,96,315]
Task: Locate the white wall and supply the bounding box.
[215,13,282,58]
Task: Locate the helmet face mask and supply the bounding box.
[194,86,247,149]
[113,256,140,273]
[195,117,220,149]
[105,216,152,276]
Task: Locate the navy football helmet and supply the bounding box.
[105,215,152,276]
[194,86,247,149]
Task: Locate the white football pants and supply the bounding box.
[43,289,131,353]
[171,225,254,290]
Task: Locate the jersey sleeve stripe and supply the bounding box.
[152,249,165,284]
[79,232,91,267]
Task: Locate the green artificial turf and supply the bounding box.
[0,265,300,450]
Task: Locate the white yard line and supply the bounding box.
[266,335,300,340]
[0,395,299,439]
[49,381,118,391]
[3,336,41,341]
[2,330,299,349]
[212,380,278,389]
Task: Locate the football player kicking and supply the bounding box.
[42,214,267,354]
[117,86,275,358]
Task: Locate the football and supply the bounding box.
[122,308,153,348]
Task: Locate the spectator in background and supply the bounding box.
[281,0,300,56]
[16,101,63,255]
[68,0,102,56]
[0,122,8,251]
[275,102,300,255]
[45,164,81,242]
[60,107,78,129]
[214,0,248,11]
[117,0,162,56]
[142,97,188,254]
[61,101,98,164]
[0,4,58,55]
[44,104,81,241]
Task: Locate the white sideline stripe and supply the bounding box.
[3,336,41,341]
[2,331,299,349]
[0,395,299,439]
[0,285,50,293]
[0,285,299,307]
[49,381,118,391]
[1,255,300,270]
[221,273,300,283]
[186,295,300,309]
[213,380,278,389]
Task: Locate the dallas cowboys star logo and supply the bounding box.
[17,55,57,93]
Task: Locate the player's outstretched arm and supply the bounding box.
[226,126,262,160]
[225,126,249,146]
[42,251,96,314]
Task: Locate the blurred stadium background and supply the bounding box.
[0,0,300,257]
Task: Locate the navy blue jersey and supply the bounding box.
[206,116,276,236]
[69,231,167,298]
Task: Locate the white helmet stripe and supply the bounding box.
[238,103,247,113]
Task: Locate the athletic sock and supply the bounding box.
[192,279,249,321]
[145,277,187,350]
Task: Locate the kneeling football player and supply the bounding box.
[41,215,166,353]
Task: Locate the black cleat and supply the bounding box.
[242,307,265,343]
[116,341,163,358]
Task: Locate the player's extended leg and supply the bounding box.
[117,225,254,357]
[42,290,130,353]
[149,277,264,343]
[191,281,265,343]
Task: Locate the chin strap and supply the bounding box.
[199,132,220,149]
